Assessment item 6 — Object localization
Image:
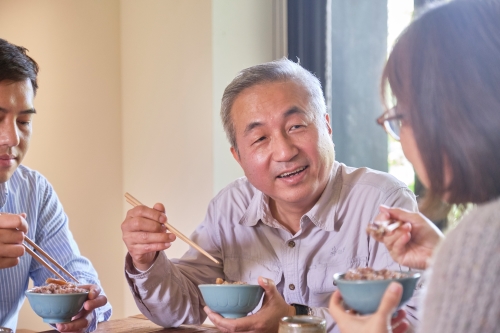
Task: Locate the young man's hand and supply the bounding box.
[0,213,28,269]
[55,284,108,333]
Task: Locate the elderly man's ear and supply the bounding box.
[230,146,242,166]
[323,113,332,135]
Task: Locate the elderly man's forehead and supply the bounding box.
[229,79,319,127]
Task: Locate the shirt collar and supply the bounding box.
[239,190,281,228]
[239,161,342,231]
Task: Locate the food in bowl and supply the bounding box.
[215,278,247,285]
[333,268,420,315]
[30,278,87,294]
[25,278,89,323]
[343,267,406,280]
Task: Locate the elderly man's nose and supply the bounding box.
[0,121,20,147]
[273,136,298,161]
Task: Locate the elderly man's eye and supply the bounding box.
[253,137,266,144]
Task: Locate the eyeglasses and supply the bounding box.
[376,107,404,141]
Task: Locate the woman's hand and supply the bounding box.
[329,282,408,333]
[372,205,444,270]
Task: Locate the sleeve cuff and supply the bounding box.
[85,301,113,332]
[125,252,160,276]
[124,251,173,295]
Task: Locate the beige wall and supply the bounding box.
[212,0,274,193]
[0,0,273,330]
[120,0,215,316]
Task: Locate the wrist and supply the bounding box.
[133,252,159,272]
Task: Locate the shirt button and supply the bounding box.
[288,241,295,248]
[289,284,295,290]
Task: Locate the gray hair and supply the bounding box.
[220,58,326,150]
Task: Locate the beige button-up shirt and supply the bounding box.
[125,162,420,332]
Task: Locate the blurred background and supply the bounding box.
[0,0,431,330]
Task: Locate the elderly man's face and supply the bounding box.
[230,80,334,211]
[0,79,35,183]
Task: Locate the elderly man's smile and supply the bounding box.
[276,165,308,180]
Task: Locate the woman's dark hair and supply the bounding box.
[382,1,500,204]
[0,38,39,94]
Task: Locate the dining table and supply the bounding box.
[37,314,221,333]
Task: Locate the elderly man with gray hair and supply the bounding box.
[121,58,420,333]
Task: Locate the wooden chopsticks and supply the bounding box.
[24,236,80,284]
[124,192,220,265]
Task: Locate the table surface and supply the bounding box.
[38,314,221,333]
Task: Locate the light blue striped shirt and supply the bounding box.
[0,165,112,331]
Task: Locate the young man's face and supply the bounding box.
[0,79,35,183]
[230,80,334,212]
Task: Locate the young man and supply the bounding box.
[121,59,420,332]
[0,38,111,332]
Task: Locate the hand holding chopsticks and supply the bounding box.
[0,212,78,283]
[124,192,220,265]
[24,236,80,284]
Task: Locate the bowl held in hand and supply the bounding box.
[199,284,264,318]
[333,271,420,315]
[25,290,88,323]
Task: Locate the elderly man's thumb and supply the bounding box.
[258,276,275,291]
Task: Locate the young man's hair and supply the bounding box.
[0,38,39,94]
[382,0,500,204]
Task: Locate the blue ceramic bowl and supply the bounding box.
[199,284,264,318]
[333,271,420,315]
[25,290,88,323]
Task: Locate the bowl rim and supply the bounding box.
[25,290,89,295]
[333,271,421,284]
[198,284,262,288]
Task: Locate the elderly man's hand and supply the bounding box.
[204,276,294,333]
[0,212,28,269]
[121,203,176,271]
[55,284,107,333]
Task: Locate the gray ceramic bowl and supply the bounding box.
[199,284,264,318]
[333,271,420,315]
[25,290,89,323]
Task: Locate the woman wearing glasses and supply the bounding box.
[329,1,500,333]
